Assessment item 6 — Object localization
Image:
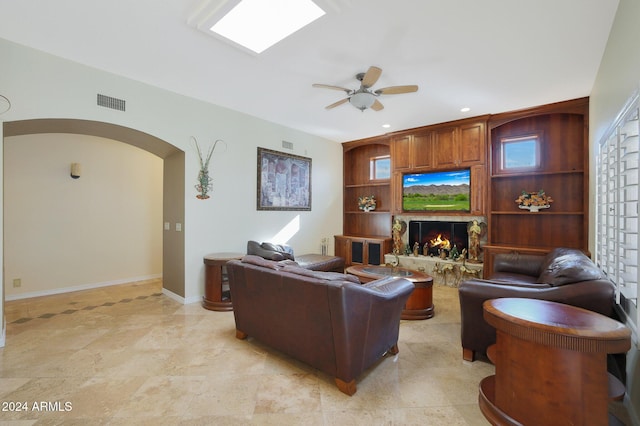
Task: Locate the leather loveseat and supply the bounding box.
[247,240,345,272]
[458,247,615,361]
[226,255,414,395]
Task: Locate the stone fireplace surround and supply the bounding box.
[385,215,486,287]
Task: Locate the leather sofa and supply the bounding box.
[227,254,414,395]
[458,247,615,361]
[247,240,345,272]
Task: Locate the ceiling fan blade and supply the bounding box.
[361,66,382,88]
[325,98,349,110]
[375,85,419,95]
[371,99,384,111]
[312,84,351,93]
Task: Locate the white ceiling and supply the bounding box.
[0,0,619,143]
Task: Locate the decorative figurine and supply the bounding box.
[392,218,407,255]
[450,244,459,260]
[468,220,483,263]
[413,242,420,257]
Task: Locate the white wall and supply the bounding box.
[4,133,163,299]
[589,0,640,421]
[0,38,343,307]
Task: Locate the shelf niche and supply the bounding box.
[343,140,391,237]
[487,98,589,253]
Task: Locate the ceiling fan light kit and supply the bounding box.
[350,91,375,111]
[313,66,418,112]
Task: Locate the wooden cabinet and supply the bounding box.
[392,120,486,172]
[387,118,488,215]
[433,121,486,168]
[432,126,458,168]
[391,131,433,171]
[486,98,589,254]
[335,235,392,266]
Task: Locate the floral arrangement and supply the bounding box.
[193,137,225,200]
[358,195,376,211]
[515,189,553,208]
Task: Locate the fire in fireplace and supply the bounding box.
[408,220,469,257]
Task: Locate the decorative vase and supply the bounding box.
[519,204,550,212]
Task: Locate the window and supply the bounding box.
[596,91,639,342]
[370,155,390,180]
[499,134,541,171]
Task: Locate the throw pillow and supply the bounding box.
[537,251,605,286]
[260,242,295,260]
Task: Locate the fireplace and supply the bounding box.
[408,220,469,257]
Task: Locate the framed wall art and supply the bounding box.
[257,147,312,211]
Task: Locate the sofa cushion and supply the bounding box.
[241,254,298,270]
[296,253,345,272]
[537,249,605,286]
[281,265,360,284]
[246,240,295,261]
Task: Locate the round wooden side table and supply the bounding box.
[202,252,243,311]
[345,265,434,320]
[479,298,631,425]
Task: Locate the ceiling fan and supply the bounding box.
[312,66,418,112]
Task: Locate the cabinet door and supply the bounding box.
[334,236,351,265]
[412,132,434,168]
[459,122,485,166]
[433,127,458,168]
[391,135,412,171]
[350,239,365,264]
[367,241,382,265]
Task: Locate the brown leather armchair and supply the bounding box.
[458,248,615,361]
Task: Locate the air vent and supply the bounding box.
[282,140,294,150]
[97,94,126,111]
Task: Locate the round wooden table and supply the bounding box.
[345,265,434,320]
[202,252,244,311]
[479,298,631,425]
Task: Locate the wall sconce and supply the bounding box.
[70,163,81,179]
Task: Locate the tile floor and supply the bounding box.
[0,280,629,425]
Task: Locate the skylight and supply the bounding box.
[209,0,325,54]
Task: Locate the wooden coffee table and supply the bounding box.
[346,265,434,320]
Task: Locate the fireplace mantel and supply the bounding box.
[393,214,486,254]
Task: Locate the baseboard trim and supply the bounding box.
[161,288,201,305]
[4,275,162,301]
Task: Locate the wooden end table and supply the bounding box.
[345,265,434,320]
[479,298,631,425]
[202,252,243,311]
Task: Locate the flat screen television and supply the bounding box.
[402,169,471,212]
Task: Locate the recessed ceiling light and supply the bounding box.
[209,0,325,54]
[382,124,391,129]
[460,107,471,112]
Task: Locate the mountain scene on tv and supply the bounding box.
[403,170,470,211]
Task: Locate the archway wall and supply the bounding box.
[3,131,165,299]
[0,39,343,303]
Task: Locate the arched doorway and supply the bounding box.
[3,118,185,298]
